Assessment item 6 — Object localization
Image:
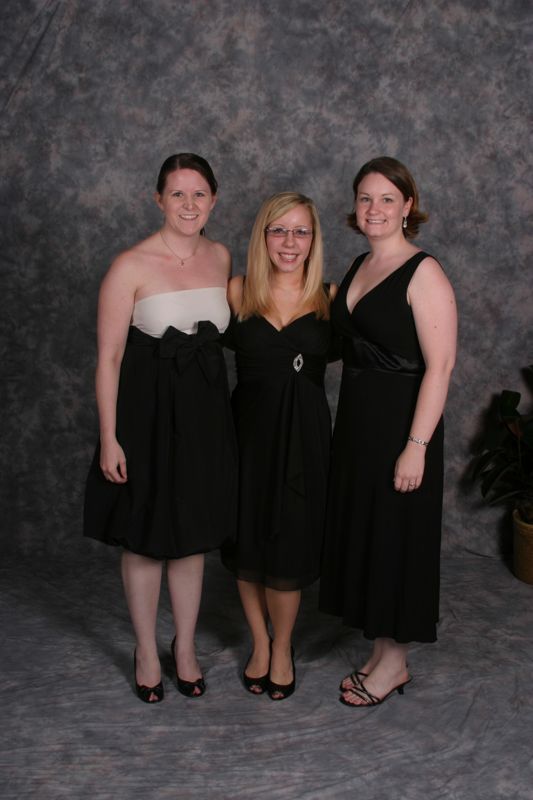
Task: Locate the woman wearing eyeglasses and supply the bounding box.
[222,192,336,700]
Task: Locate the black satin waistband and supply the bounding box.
[342,335,424,376]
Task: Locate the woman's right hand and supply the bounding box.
[100,439,128,483]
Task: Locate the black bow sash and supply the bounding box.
[128,321,222,383]
[158,322,221,383]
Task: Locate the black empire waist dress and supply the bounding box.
[221,310,332,590]
[319,252,444,642]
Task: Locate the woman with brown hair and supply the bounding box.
[319,157,457,707]
[84,153,236,703]
[222,192,336,700]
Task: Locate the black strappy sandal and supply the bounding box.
[340,678,411,707]
[339,670,368,692]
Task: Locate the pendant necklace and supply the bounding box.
[160,231,198,268]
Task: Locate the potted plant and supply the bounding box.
[471,366,533,584]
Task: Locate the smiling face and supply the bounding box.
[265,204,313,276]
[355,172,412,240]
[156,168,216,235]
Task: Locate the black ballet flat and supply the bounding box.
[243,639,272,695]
[170,636,206,698]
[133,650,164,704]
[339,677,412,708]
[268,646,295,701]
[339,670,368,692]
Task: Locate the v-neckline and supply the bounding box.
[261,311,315,333]
[345,252,421,315]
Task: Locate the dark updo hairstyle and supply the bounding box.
[156,152,218,195]
[347,156,428,240]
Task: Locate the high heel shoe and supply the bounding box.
[339,677,412,707]
[243,639,271,695]
[133,650,164,704]
[170,637,206,698]
[339,670,368,692]
[268,646,295,701]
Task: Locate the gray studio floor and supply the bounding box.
[2,546,533,800]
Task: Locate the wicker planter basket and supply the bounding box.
[513,509,533,585]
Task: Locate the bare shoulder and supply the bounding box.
[328,282,339,300]
[408,255,456,321]
[102,249,135,285]
[100,237,153,294]
[411,255,454,294]
[227,274,244,313]
[206,239,231,275]
[414,254,447,278]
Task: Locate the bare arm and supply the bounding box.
[394,257,457,493]
[227,274,244,315]
[95,254,138,483]
[220,243,232,281]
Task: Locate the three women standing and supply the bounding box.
[84,153,236,703]
[222,193,336,700]
[319,157,457,707]
[84,152,455,708]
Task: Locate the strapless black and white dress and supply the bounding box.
[84,288,237,559]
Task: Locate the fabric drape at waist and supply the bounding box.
[342,334,424,376]
[235,352,325,387]
[122,324,227,497]
[127,322,222,383]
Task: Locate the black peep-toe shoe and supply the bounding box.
[170,637,206,698]
[268,646,295,701]
[243,639,272,695]
[133,650,164,704]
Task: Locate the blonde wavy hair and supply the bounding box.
[239,192,329,321]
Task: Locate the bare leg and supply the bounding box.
[266,588,300,696]
[237,580,270,690]
[341,637,410,706]
[121,550,163,698]
[340,638,385,690]
[167,554,204,691]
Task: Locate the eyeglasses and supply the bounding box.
[265,226,313,238]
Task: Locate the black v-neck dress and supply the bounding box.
[319,252,444,643]
[221,310,332,590]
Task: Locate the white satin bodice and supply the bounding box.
[131,287,230,338]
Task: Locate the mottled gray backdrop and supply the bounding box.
[1,0,532,558]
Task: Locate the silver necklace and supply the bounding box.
[159,231,198,267]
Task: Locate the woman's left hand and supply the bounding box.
[394,443,426,492]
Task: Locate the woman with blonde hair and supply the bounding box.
[222,192,336,700]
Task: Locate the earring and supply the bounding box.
[402,216,408,229]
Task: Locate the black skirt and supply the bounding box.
[84,323,237,559]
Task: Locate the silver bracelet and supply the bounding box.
[408,434,430,447]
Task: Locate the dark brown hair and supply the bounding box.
[156,153,218,195]
[347,156,428,239]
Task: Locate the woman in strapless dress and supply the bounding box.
[84,153,237,703]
